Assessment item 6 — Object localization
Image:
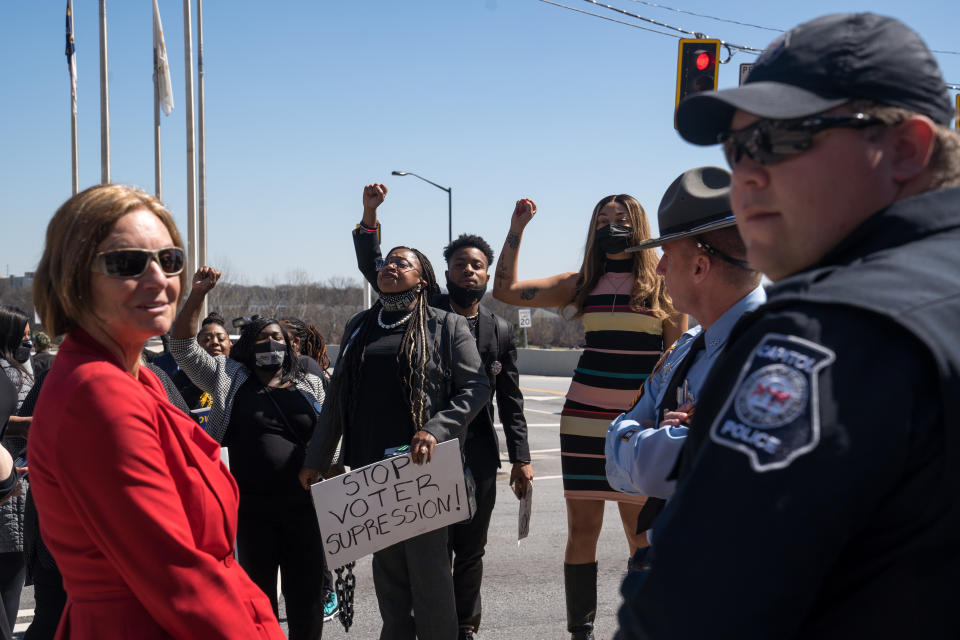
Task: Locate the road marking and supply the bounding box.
[530,448,561,454]
[520,395,564,401]
[14,608,34,633]
[520,387,566,396]
[496,423,558,428]
[533,474,563,481]
[525,408,561,416]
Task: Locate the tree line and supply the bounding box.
[0,278,585,348]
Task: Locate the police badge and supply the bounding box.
[709,333,835,472]
[488,360,502,376]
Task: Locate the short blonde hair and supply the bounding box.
[34,184,186,336]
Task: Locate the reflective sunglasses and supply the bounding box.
[718,113,884,168]
[92,247,185,278]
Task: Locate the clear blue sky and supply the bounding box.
[2,1,958,285]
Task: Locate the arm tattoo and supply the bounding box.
[520,287,538,300]
[507,232,520,250]
[494,260,508,286]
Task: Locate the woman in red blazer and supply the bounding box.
[27,184,285,639]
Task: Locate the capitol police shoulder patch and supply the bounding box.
[709,333,835,473]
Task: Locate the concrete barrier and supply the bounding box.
[327,344,581,377]
[515,347,581,377]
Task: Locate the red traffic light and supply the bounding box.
[696,52,712,71]
[675,38,721,129]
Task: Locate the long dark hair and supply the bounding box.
[338,247,439,432]
[0,305,31,383]
[564,194,674,320]
[229,316,303,385]
[280,317,332,371]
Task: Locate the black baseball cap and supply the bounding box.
[677,13,955,145]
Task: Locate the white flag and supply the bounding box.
[153,0,174,116]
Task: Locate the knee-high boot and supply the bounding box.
[564,562,597,640]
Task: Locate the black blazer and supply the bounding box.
[353,226,530,467]
[304,304,491,472]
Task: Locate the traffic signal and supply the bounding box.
[675,38,721,128]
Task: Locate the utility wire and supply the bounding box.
[540,0,960,84]
[538,0,681,38]
[626,0,960,56]
[578,0,764,53]
[626,0,782,32]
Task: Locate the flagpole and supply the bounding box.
[68,0,78,195]
[182,0,198,285]
[196,0,207,276]
[98,0,110,184]
[153,45,162,199]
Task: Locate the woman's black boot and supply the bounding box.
[564,561,597,640]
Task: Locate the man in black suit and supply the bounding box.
[354,183,533,640]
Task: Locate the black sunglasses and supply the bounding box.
[718,113,884,168]
[92,247,185,278]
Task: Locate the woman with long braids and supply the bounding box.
[170,267,328,640]
[300,246,490,640]
[493,195,686,640]
[279,317,331,381]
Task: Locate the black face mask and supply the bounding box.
[446,278,487,308]
[14,341,31,364]
[595,224,633,255]
[253,339,286,372]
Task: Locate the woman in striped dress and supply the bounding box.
[493,195,685,640]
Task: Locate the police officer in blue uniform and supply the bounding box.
[616,13,960,639]
[605,167,764,531]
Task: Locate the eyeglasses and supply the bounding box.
[693,238,751,270]
[92,247,185,278]
[718,113,884,168]
[376,257,419,272]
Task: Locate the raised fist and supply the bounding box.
[363,183,388,211]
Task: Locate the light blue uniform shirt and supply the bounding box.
[605,285,766,498]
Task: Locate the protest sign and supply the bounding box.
[311,439,470,568]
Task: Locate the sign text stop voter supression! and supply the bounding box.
[310,439,471,568]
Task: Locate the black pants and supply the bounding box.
[0,551,24,637]
[237,494,325,640]
[371,526,457,640]
[447,464,497,632]
[22,567,66,640]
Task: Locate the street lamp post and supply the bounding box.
[391,170,452,244]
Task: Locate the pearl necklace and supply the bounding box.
[378,308,413,329]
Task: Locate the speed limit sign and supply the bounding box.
[518,308,532,328]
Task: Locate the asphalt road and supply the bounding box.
[14,374,635,639]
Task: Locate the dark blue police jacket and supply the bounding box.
[619,185,960,639]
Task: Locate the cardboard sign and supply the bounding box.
[311,440,470,568]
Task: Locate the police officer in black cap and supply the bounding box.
[616,12,960,639]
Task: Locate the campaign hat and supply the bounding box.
[676,13,955,145]
[629,166,733,251]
